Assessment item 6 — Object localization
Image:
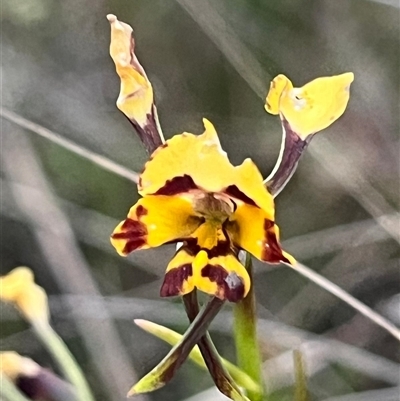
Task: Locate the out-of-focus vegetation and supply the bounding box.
[1,1,399,400]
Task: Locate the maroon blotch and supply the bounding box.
[136,205,148,218]
[160,263,193,297]
[224,185,258,207]
[154,175,198,196]
[201,264,245,302]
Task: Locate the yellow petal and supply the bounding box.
[0,267,33,302]
[190,222,222,250]
[0,267,49,325]
[265,73,354,138]
[139,119,275,214]
[111,195,202,256]
[139,119,231,195]
[0,352,40,380]
[193,251,251,302]
[160,248,196,297]
[227,204,295,265]
[265,74,293,115]
[107,14,153,127]
[161,244,250,302]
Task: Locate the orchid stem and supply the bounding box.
[128,296,225,396]
[32,322,95,401]
[233,253,264,401]
[183,291,248,400]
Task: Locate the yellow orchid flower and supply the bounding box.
[0,352,40,381]
[0,267,49,326]
[265,73,354,139]
[111,119,294,302]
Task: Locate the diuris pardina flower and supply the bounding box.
[111,119,294,302]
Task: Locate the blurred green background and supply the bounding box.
[1,1,399,400]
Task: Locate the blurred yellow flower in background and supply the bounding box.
[0,352,40,381]
[0,267,49,326]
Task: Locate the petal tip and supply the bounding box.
[106,14,117,23]
[201,118,219,143]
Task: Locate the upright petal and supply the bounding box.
[111,195,203,256]
[108,14,152,128]
[227,203,295,265]
[139,119,235,196]
[139,119,275,214]
[265,73,354,139]
[108,14,163,153]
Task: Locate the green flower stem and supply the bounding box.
[32,321,95,401]
[183,291,250,401]
[233,253,264,401]
[129,296,224,396]
[0,375,31,401]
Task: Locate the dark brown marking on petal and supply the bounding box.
[123,238,147,254]
[121,218,147,235]
[201,264,245,302]
[207,240,231,258]
[154,175,198,196]
[182,237,232,259]
[135,205,148,218]
[261,220,290,264]
[111,218,148,254]
[124,110,163,156]
[160,263,193,297]
[183,238,200,256]
[265,100,272,110]
[224,185,258,207]
[263,219,274,230]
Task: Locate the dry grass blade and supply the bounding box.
[281,214,398,260]
[0,107,139,184]
[321,386,400,401]
[176,0,267,97]
[287,262,400,340]
[364,0,399,8]
[309,138,400,245]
